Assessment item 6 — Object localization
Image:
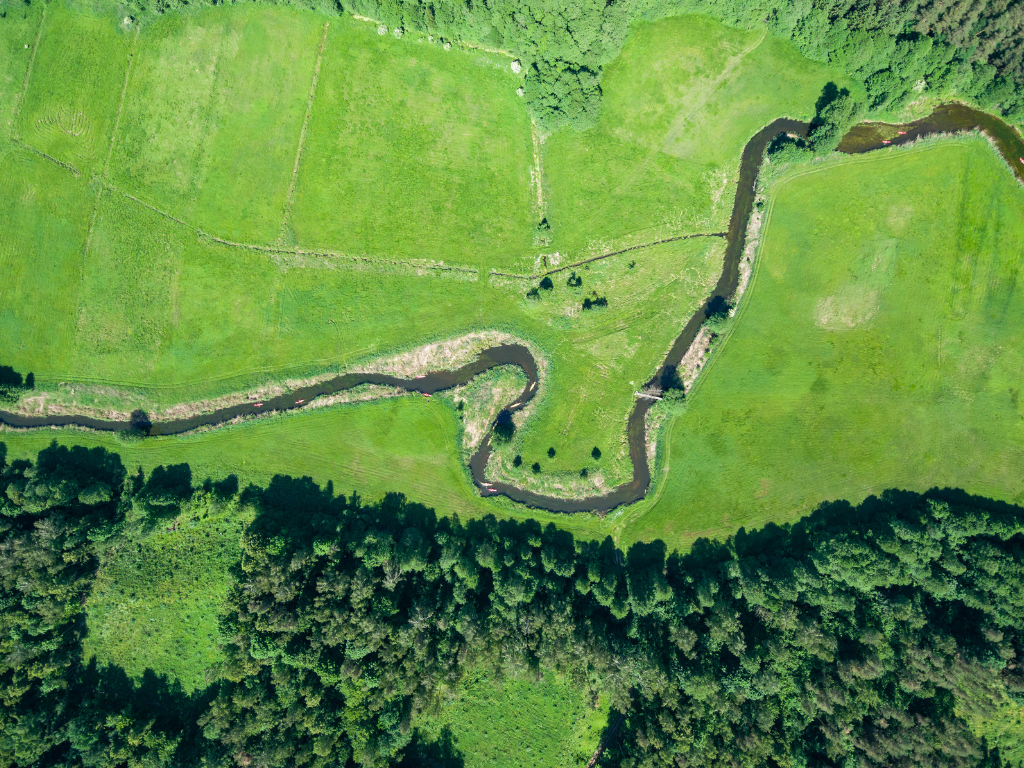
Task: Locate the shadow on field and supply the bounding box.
[398,728,465,768]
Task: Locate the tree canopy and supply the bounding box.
[0,442,1022,767]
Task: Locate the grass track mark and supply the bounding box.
[585,709,628,768]
[12,138,79,176]
[11,2,46,135]
[278,21,329,244]
[83,30,139,266]
[490,231,726,280]
[102,28,138,180]
[203,232,480,278]
[119,190,190,228]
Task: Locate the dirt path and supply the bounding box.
[278,21,329,244]
[489,231,725,280]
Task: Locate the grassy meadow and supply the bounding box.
[424,672,609,768]
[2,3,772,492]
[621,136,1024,546]
[109,5,324,243]
[16,2,131,173]
[542,15,858,258]
[289,18,536,268]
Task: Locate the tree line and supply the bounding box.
[1,441,1022,767]
[109,0,1024,132]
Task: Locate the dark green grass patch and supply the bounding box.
[422,672,609,768]
[83,497,248,691]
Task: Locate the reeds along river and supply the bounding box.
[2,104,1023,514]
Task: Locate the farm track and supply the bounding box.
[279,20,329,244]
[3,104,1024,514]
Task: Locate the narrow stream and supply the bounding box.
[2,104,1022,513]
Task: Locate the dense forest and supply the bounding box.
[108,0,1024,131]
[1,442,1022,767]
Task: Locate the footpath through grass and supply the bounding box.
[623,136,1024,546]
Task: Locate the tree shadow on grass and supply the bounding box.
[398,727,465,768]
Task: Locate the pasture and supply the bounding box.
[625,136,1024,546]
[0,3,862,496]
[542,15,857,258]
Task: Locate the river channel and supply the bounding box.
[2,103,1022,513]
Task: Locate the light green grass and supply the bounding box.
[109,5,323,243]
[0,6,858,498]
[7,165,719,489]
[289,17,535,269]
[423,671,609,768]
[0,1,43,153]
[83,497,248,692]
[622,137,1024,547]
[542,15,859,258]
[16,1,130,172]
[0,150,91,372]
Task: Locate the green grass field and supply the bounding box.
[422,672,609,768]
[289,18,535,268]
[542,15,857,258]
[109,5,324,243]
[621,136,1024,546]
[16,2,131,173]
[0,4,861,497]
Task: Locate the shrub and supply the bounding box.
[513,455,522,467]
[567,271,582,287]
[580,468,588,478]
[531,462,541,474]
[547,447,556,458]
[539,277,553,291]
[592,446,601,460]
[493,409,515,441]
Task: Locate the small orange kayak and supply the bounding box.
[295,399,304,404]
[254,402,263,407]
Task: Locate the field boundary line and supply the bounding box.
[110,183,480,279]
[102,27,139,179]
[12,138,79,176]
[119,190,190,227]
[11,2,46,136]
[489,231,726,280]
[202,232,481,277]
[278,20,329,244]
[84,30,139,266]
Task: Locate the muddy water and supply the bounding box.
[3,104,1022,513]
